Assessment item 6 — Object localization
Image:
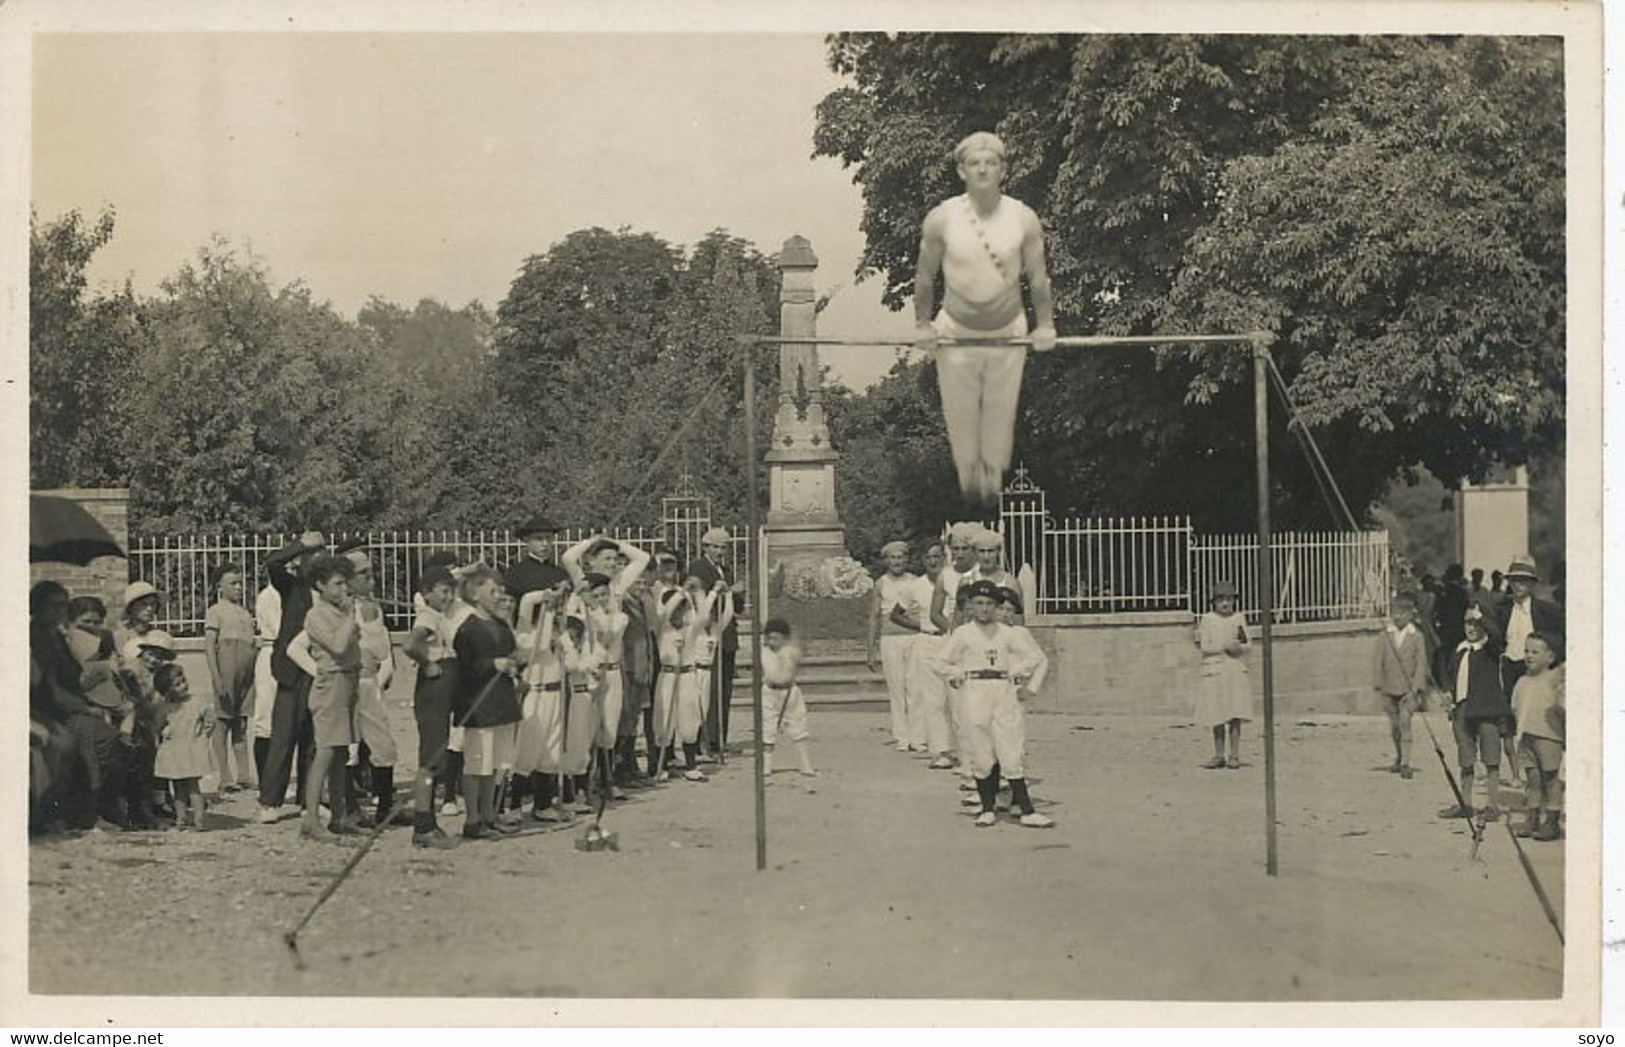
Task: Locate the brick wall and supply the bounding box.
[1024,612,1388,718]
[30,487,131,614]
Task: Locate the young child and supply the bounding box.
[1439,607,1510,822]
[673,578,723,782]
[152,664,214,830]
[649,583,690,782]
[204,563,258,794]
[298,554,361,843]
[759,618,816,780]
[929,579,1051,828]
[451,566,526,840]
[1372,591,1427,780]
[515,586,567,820]
[343,547,401,826]
[402,567,459,848]
[558,613,603,811]
[1511,631,1565,841]
[1195,580,1251,770]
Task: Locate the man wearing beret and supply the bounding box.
[1493,556,1565,697]
[686,527,745,757]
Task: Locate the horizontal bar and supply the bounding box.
[738,332,1270,349]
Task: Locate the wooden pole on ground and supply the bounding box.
[1253,338,1279,878]
[743,345,768,872]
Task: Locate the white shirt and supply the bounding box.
[1504,598,1534,661]
[908,574,942,635]
[254,585,282,648]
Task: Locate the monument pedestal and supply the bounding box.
[764,235,849,571]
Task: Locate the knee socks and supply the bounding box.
[1009,777,1034,815]
[372,765,394,822]
[976,774,998,813]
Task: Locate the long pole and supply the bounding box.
[744,346,767,872]
[739,333,1266,349]
[1253,340,1279,877]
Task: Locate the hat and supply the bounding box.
[880,540,909,558]
[333,535,368,556]
[1463,606,1486,625]
[515,515,561,539]
[701,527,730,546]
[1505,557,1538,581]
[963,579,1001,602]
[123,581,161,610]
[971,530,1003,551]
[138,633,178,662]
[996,586,1023,611]
[1211,580,1239,599]
[948,521,980,544]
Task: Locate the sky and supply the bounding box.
[31,32,921,389]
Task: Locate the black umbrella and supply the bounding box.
[30,494,127,565]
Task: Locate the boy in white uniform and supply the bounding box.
[759,618,816,779]
[913,132,1057,504]
[930,580,1053,828]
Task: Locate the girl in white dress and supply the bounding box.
[1195,581,1252,769]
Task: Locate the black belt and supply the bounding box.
[661,664,693,674]
[967,669,1009,680]
[533,682,561,693]
[694,662,713,670]
[571,684,591,694]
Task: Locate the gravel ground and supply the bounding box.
[28,705,1565,1001]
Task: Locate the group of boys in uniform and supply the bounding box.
[868,522,1054,829]
[243,518,753,848]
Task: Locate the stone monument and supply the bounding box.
[764,236,849,569]
[1454,465,1530,575]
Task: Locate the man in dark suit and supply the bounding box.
[503,515,570,606]
[1493,556,1565,696]
[686,527,745,756]
[256,529,325,823]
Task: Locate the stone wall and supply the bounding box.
[29,487,131,614]
[1023,612,1388,718]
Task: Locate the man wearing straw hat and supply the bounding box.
[1493,555,1565,696]
[913,131,1057,505]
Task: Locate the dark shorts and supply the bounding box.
[414,661,457,772]
[1453,715,1504,770]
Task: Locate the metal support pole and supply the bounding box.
[744,347,767,872]
[1253,340,1279,877]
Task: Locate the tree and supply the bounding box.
[814,34,1565,528]
[491,228,778,528]
[29,207,143,488]
[825,357,959,563]
[126,239,391,532]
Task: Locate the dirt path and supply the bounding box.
[29,709,1564,1000]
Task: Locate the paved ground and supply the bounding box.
[29,707,1564,1000]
